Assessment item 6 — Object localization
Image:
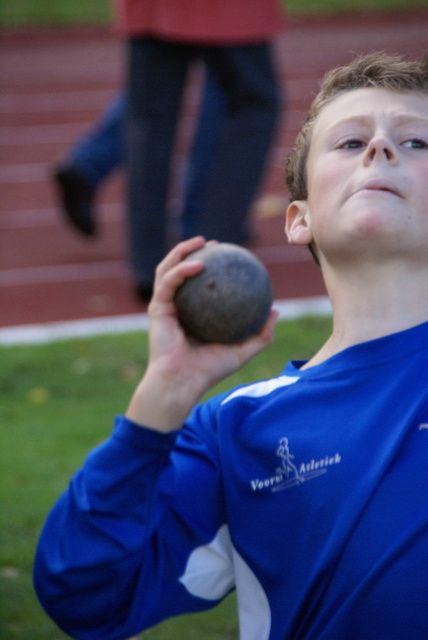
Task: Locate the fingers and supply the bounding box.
[238,307,279,358]
[155,236,206,279]
[194,307,278,388]
[150,237,208,308]
[209,307,278,374]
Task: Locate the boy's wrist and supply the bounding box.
[125,369,202,433]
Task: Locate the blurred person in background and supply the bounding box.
[53,69,225,240]
[117,0,286,301]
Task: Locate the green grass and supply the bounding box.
[0,0,113,27]
[0,316,331,640]
[286,0,428,14]
[1,0,427,27]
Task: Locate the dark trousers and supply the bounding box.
[69,93,125,187]
[126,37,280,285]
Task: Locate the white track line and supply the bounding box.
[0,204,123,229]
[0,297,331,346]
[0,89,117,112]
[0,261,127,286]
[0,123,93,146]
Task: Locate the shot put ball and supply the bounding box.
[174,243,273,344]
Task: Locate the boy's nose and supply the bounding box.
[364,135,397,164]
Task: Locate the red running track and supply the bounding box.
[1,11,427,328]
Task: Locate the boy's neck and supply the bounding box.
[303,258,428,368]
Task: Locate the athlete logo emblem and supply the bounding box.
[273,437,328,491]
[250,437,341,493]
[275,438,303,486]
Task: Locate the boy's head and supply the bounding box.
[286,52,428,204]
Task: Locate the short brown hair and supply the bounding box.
[286,51,428,203]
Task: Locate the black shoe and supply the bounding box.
[53,164,96,236]
[135,281,154,304]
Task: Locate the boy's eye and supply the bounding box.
[402,138,428,149]
[340,139,365,149]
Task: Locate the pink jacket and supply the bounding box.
[115,0,286,44]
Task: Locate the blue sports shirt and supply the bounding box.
[34,321,428,639]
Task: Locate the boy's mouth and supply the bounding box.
[355,180,402,197]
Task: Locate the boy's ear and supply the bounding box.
[285,201,313,246]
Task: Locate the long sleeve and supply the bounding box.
[34,407,231,640]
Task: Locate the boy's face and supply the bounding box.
[286,88,428,264]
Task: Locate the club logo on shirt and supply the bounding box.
[250,437,341,493]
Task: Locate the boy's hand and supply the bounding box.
[126,237,278,432]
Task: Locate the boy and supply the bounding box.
[34,52,428,640]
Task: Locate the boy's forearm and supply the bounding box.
[125,369,204,433]
[34,416,181,639]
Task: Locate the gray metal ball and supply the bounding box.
[174,243,273,344]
